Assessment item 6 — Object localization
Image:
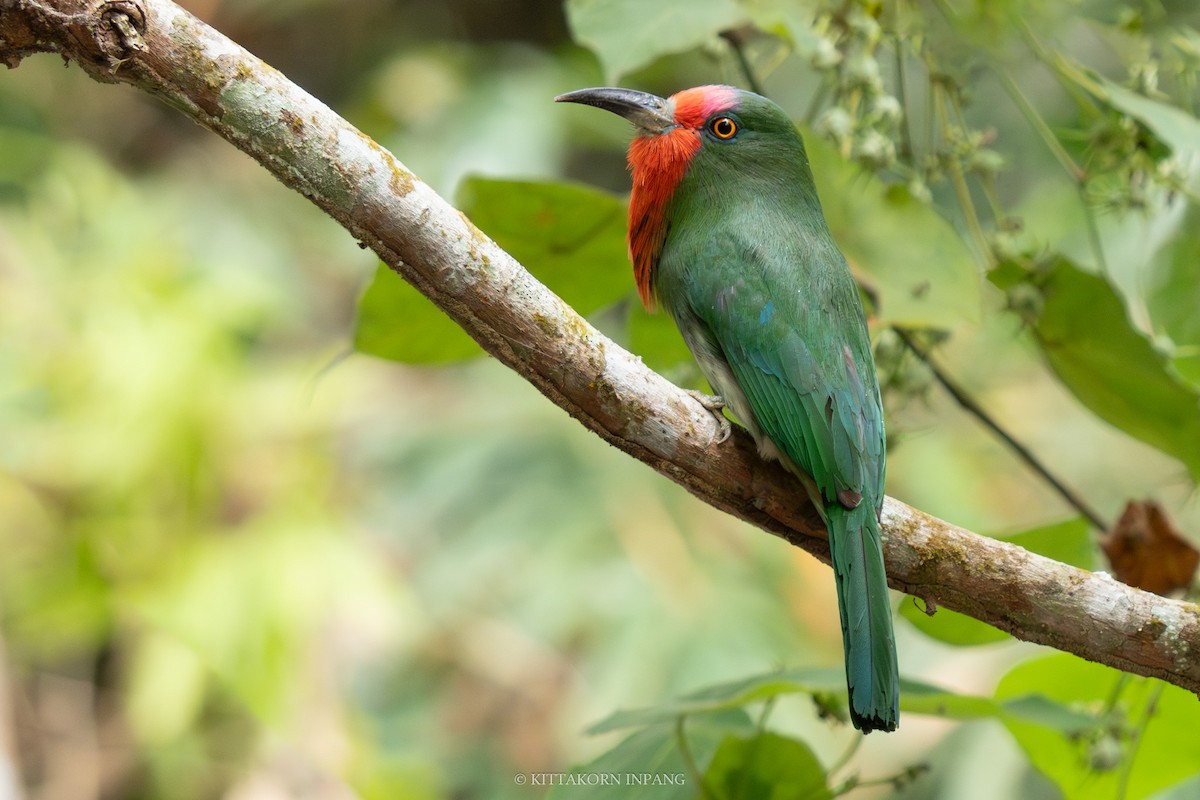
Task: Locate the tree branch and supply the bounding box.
[4,0,1199,695]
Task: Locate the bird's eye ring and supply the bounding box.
[710,116,738,140]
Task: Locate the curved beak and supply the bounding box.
[555,87,675,135]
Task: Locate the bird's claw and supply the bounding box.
[686,389,731,444]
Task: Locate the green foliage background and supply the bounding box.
[2,0,1199,798]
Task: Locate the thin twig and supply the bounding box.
[893,35,915,162]
[827,731,863,781]
[993,68,1083,181]
[894,328,1109,531]
[932,0,1110,275]
[933,79,994,268]
[1117,681,1164,800]
[675,716,715,800]
[721,29,764,95]
[1015,18,1103,117]
[991,68,1110,274]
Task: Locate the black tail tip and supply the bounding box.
[852,710,899,734]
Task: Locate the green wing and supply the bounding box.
[662,231,885,508]
[657,228,898,732]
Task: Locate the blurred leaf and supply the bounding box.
[125,524,409,726]
[3,552,113,661]
[705,732,831,800]
[125,633,207,745]
[354,264,482,364]
[999,693,1096,734]
[627,300,697,376]
[996,654,1200,799]
[0,129,54,190]
[565,0,748,81]
[1145,203,1200,366]
[806,133,982,328]
[1175,354,1200,387]
[356,178,632,365]
[553,710,754,800]
[1004,517,1097,571]
[1151,775,1200,800]
[350,752,444,800]
[1097,78,1200,157]
[1031,258,1200,480]
[456,176,631,313]
[587,668,846,734]
[900,601,1010,646]
[898,679,1006,720]
[987,258,1031,291]
[1075,79,1200,323]
[590,667,1007,734]
[575,672,1084,800]
[741,3,822,57]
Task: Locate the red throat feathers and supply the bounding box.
[625,85,739,310]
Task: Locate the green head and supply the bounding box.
[556,85,821,308]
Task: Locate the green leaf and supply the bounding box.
[1085,81,1200,359]
[0,128,54,188]
[899,679,1007,720]
[1174,353,1200,389]
[353,264,481,364]
[456,177,632,315]
[565,0,748,82]
[1145,203,1200,367]
[705,732,831,800]
[1086,84,1200,391]
[589,667,1005,735]
[999,693,1096,735]
[900,600,1010,646]
[124,526,406,726]
[1096,78,1200,157]
[355,177,633,365]
[1003,517,1096,571]
[805,132,982,329]
[551,709,754,800]
[1150,775,1200,800]
[987,258,1031,291]
[741,3,822,57]
[572,668,1128,800]
[587,668,849,734]
[996,654,1200,800]
[125,633,207,744]
[1031,257,1200,479]
[627,301,701,379]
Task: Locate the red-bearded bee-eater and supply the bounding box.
[556,85,899,733]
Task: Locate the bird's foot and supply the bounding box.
[686,389,731,444]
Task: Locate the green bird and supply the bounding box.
[557,85,899,732]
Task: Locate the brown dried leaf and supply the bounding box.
[1099,500,1199,595]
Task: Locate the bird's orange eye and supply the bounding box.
[710,116,738,139]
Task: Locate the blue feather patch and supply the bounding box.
[759,300,775,324]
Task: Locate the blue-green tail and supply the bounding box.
[827,501,899,733]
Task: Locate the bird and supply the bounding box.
[556,85,899,733]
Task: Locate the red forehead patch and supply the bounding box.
[670,85,739,128]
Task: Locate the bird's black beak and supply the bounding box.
[555,87,675,135]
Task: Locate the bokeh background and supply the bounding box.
[2,0,1199,798]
